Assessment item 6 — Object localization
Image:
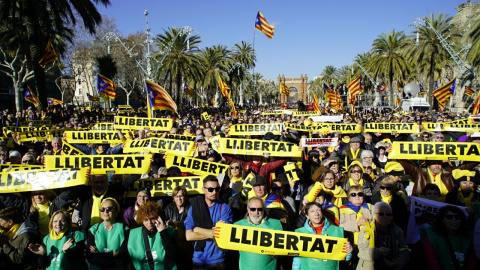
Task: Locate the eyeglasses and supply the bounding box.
[380,186,393,191]
[350,170,362,174]
[22,159,34,164]
[323,178,335,182]
[376,212,392,217]
[248,207,264,212]
[137,195,149,199]
[271,187,282,192]
[349,192,364,197]
[363,166,372,170]
[204,187,220,193]
[445,214,460,220]
[230,166,240,170]
[99,207,115,213]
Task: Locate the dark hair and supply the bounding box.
[433,205,468,236]
[203,175,218,185]
[172,186,189,205]
[304,202,322,214]
[167,166,182,177]
[0,206,24,224]
[320,170,338,184]
[421,183,441,196]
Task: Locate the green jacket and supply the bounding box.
[234,218,283,270]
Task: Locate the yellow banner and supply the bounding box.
[91,123,115,130]
[388,142,480,161]
[422,119,474,132]
[165,153,228,176]
[214,223,348,260]
[422,123,444,132]
[17,130,49,142]
[0,168,90,193]
[44,154,152,174]
[19,120,51,126]
[292,111,322,116]
[202,112,210,121]
[123,138,195,155]
[114,116,173,131]
[283,163,299,182]
[64,130,126,144]
[238,110,246,114]
[1,165,44,172]
[229,124,281,136]
[61,140,85,155]
[213,138,302,157]
[261,111,284,115]
[104,112,116,116]
[118,105,134,112]
[125,176,204,197]
[363,123,419,134]
[148,133,196,141]
[3,126,48,137]
[284,123,361,134]
[444,123,480,132]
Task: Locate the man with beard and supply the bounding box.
[234,197,282,270]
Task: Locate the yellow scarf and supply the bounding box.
[37,202,51,237]
[427,168,449,196]
[322,184,347,207]
[49,228,67,240]
[231,176,243,183]
[458,188,474,207]
[360,222,376,248]
[349,178,364,187]
[350,148,360,160]
[90,190,107,225]
[381,193,392,204]
[96,148,104,154]
[3,223,21,240]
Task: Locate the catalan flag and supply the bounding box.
[87,93,100,102]
[395,94,402,107]
[419,84,425,95]
[24,87,39,107]
[324,83,337,107]
[280,82,292,96]
[335,90,343,111]
[38,40,58,68]
[473,93,480,115]
[184,84,195,97]
[464,86,474,97]
[347,75,363,106]
[312,94,320,112]
[255,11,275,39]
[217,74,231,98]
[97,74,117,99]
[432,78,456,108]
[47,98,63,106]
[145,80,177,114]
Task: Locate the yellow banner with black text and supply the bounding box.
[229,124,281,136]
[123,138,195,155]
[388,142,480,161]
[125,176,204,197]
[114,116,173,131]
[213,138,302,157]
[165,153,229,176]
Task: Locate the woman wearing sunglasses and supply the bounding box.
[86,198,131,270]
[342,161,373,203]
[227,161,245,194]
[423,205,477,269]
[370,178,408,233]
[357,202,409,270]
[339,186,373,248]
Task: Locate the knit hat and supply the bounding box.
[348,160,364,173]
[385,162,404,176]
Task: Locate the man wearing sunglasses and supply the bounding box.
[234,197,282,270]
[185,175,233,270]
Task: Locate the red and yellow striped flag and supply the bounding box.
[218,75,230,98]
[38,40,58,68]
[145,80,178,114]
[97,74,117,99]
[473,93,480,115]
[347,75,363,106]
[465,86,474,97]
[432,78,456,108]
[255,11,275,39]
[312,94,320,112]
[280,82,292,96]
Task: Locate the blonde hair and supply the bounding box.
[30,190,56,212]
[48,210,72,231]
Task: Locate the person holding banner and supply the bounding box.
[356,202,409,270]
[234,197,283,270]
[293,202,353,270]
[72,129,125,155]
[310,169,347,208]
[86,198,131,270]
[423,205,478,269]
[28,210,88,270]
[127,201,178,270]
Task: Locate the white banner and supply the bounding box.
[300,138,338,148]
[309,115,343,123]
[405,196,467,244]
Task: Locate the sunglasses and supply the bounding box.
[99,207,115,213]
[423,136,430,138]
[445,214,460,220]
[204,187,220,193]
[363,166,372,170]
[376,212,392,217]
[380,186,393,191]
[435,136,443,139]
[350,170,362,174]
[349,192,364,197]
[248,207,264,212]
[271,187,282,192]
[230,166,240,170]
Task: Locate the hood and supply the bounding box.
[13,220,37,240]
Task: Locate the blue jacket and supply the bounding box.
[73,143,123,155]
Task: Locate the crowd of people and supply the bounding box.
[0,104,479,270]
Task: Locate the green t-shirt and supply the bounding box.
[234,218,283,270]
[88,223,128,270]
[43,230,87,270]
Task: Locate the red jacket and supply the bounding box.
[224,154,286,180]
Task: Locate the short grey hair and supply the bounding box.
[360,150,374,159]
[247,197,265,210]
[373,202,392,214]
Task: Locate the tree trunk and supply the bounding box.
[239,81,244,106]
[427,53,436,105]
[15,85,23,112]
[388,70,394,107]
[175,73,182,106]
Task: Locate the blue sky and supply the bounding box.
[95,0,465,82]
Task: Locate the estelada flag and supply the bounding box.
[97,74,117,99]
[24,87,39,107]
[433,78,455,108]
[47,98,63,106]
[145,80,177,113]
[464,86,474,97]
[279,82,291,96]
[87,93,100,102]
[184,84,195,97]
[255,11,275,39]
[38,40,58,68]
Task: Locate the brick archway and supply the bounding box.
[277,74,308,103]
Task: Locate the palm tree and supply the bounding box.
[369,30,411,106]
[154,27,202,105]
[198,46,231,106]
[467,6,480,71]
[0,0,110,109]
[406,13,454,103]
[320,65,339,87]
[231,41,256,106]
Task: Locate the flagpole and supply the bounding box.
[146,82,152,118]
[252,18,257,106]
